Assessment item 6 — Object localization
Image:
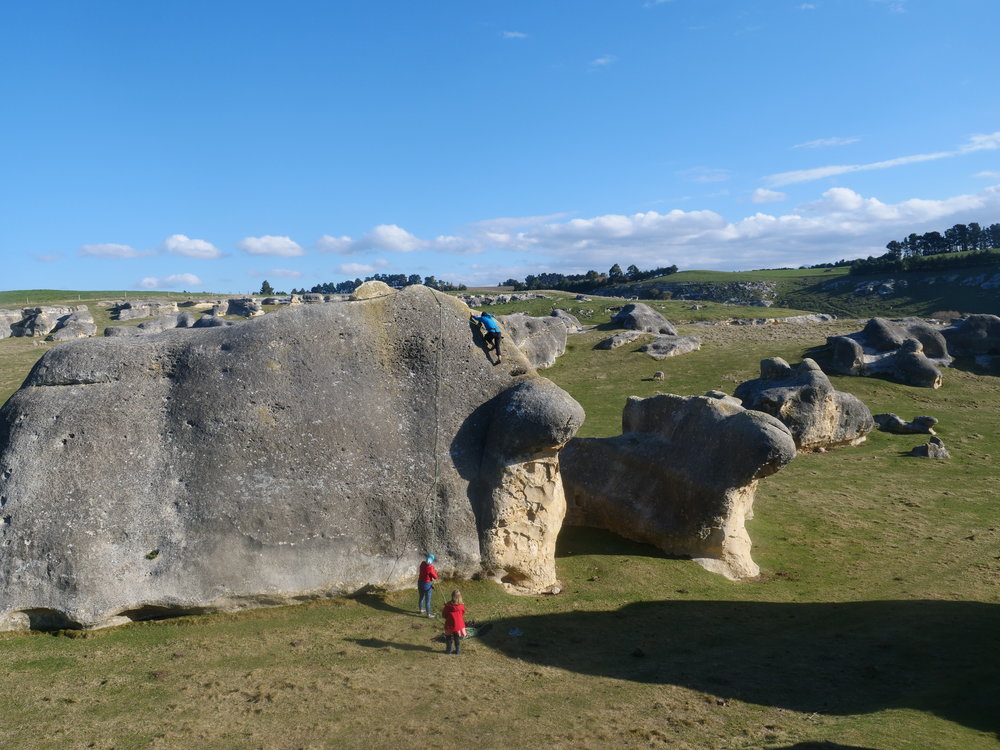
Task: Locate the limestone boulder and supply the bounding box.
[911,437,950,459]
[0,309,25,338]
[595,331,645,350]
[12,306,79,338]
[561,393,796,580]
[549,309,584,333]
[0,285,584,630]
[115,301,179,321]
[734,357,873,451]
[873,414,938,435]
[45,310,98,341]
[640,334,701,360]
[825,317,952,388]
[942,315,1000,371]
[497,313,568,370]
[611,303,677,335]
[226,297,263,317]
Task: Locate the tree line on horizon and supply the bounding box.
[498,263,679,293]
[259,273,467,297]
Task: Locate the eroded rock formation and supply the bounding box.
[825,317,953,388]
[561,393,796,580]
[0,284,583,630]
[873,413,938,435]
[611,303,677,335]
[640,334,701,360]
[734,357,873,451]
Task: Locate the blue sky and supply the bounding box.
[3,0,1000,293]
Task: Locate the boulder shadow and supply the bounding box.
[345,637,438,653]
[352,588,423,617]
[479,599,999,735]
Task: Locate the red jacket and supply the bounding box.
[418,561,438,584]
[443,602,466,634]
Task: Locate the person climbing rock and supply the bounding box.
[417,553,438,616]
[470,311,503,363]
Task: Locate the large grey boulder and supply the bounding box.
[497,313,568,370]
[549,309,584,333]
[11,306,80,338]
[640,334,701,360]
[734,357,873,451]
[226,297,263,317]
[611,303,677,335]
[561,393,796,580]
[0,285,584,630]
[105,312,199,337]
[942,314,1000,371]
[0,309,25,338]
[45,309,97,341]
[825,317,952,388]
[115,301,179,321]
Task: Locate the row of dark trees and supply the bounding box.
[848,221,1000,276]
[281,273,466,296]
[499,263,679,293]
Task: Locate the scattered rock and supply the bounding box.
[115,301,179,321]
[911,437,950,459]
[873,414,938,435]
[734,357,873,451]
[652,371,665,381]
[595,331,646,350]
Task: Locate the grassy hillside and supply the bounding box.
[0,295,997,749]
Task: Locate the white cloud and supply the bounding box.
[589,54,617,68]
[767,131,1000,186]
[799,3,817,9]
[501,30,527,39]
[752,188,787,204]
[80,243,149,258]
[793,136,860,149]
[238,235,304,257]
[137,273,202,290]
[643,0,674,6]
[161,234,222,259]
[975,170,1000,179]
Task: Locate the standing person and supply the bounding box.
[442,589,467,655]
[417,554,438,617]
[470,311,503,363]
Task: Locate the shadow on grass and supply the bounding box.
[480,599,999,735]
[346,637,438,653]
[351,588,423,617]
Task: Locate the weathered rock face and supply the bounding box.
[44,310,97,341]
[612,303,677,335]
[640,334,701,360]
[825,317,952,388]
[942,314,1000,359]
[733,357,873,451]
[561,394,796,580]
[0,285,584,630]
[226,297,263,317]
[497,313,568,370]
[105,312,198,337]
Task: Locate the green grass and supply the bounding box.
[0,295,998,749]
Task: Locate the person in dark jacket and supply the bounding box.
[470,311,503,363]
[417,554,438,617]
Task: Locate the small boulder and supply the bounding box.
[911,437,950,459]
[640,334,701,360]
[595,331,646,350]
[873,414,938,435]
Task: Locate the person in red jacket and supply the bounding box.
[442,589,467,655]
[417,554,438,617]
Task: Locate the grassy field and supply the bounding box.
[0,294,997,749]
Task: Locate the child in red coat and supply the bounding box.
[442,590,466,655]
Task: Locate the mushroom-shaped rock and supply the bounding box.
[734,357,873,451]
[824,317,951,388]
[611,303,677,335]
[0,285,584,630]
[497,313,568,370]
[561,394,796,580]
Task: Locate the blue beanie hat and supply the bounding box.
[427,554,435,563]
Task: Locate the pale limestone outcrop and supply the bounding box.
[561,393,796,580]
[825,317,952,388]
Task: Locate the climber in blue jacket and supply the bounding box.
[470,311,503,364]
